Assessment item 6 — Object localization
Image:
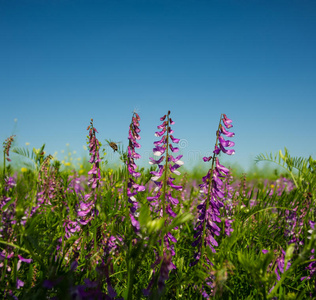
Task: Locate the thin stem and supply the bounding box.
[126,239,133,300]
[161,111,170,256]
[0,240,30,254]
[126,114,139,299]
[162,112,170,220]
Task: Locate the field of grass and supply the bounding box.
[1,112,315,299]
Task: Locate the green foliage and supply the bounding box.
[12,144,49,173]
[0,148,315,299]
[255,147,316,198]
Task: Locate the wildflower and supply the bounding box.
[144,252,176,296]
[3,135,15,162]
[16,279,24,289]
[65,119,101,230]
[301,221,316,282]
[67,174,86,194]
[191,114,235,269]
[64,218,81,239]
[275,249,291,281]
[126,112,145,231]
[148,110,183,237]
[269,247,293,294]
[87,119,101,191]
[222,169,234,236]
[36,155,54,206]
[0,176,17,240]
[144,111,182,295]
[63,120,102,239]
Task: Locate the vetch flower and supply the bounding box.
[148,111,183,221]
[3,135,15,162]
[126,111,145,232]
[87,119,101,191]
[301,221,316,282]
[191,114,235,267]
[157,252,176,292]
[145,111,182,295]
[68,119,102,230]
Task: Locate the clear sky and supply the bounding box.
[1,0,315,171]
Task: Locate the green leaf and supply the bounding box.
[166,212,193,232]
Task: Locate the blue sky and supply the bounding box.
[1,0,315,171]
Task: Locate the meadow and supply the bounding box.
[1,112,315,299]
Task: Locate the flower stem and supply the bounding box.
[161,111,170,256]
[162,111,171,220]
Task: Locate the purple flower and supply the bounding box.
[203,156,212,162]
[148,111,183,221]
[191,114,235,267]
[275,249,291,280]
[301,221,316,282]
[222,114,233,128]
[157,252,176,291]
[220,124,235,137]
[143,252,176,296]
[5,176,16,191]
[64,218,81,239]
[16,278,24,289]
[73,119,101,226]
[218,135,235,148]
[87,119,101,191]
[18,255,32,264]
[126,112,145,231]
[3,135,15,162]
[145,111,183,294]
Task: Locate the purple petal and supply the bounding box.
[166,205,177,217]
[219,143,235,155]
[170,135,180,143]
[216,158,230,174]
[169,144,179,153]
[155,128,166,137]
[18,255,32,264]
[160,114,167,121]
[220,124,235,137]
[213,145,221,155]
[157,121,167,129]
[167,232,177,243]
[168,193,179,205]
[219,136,235,148]
[16,278,24,289]
[130,214,140,230]
[203,156,212,162]
[222,114,233,128]
[149,156,165,165]
[167,180,182,191]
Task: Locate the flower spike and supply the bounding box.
[191,114,235,268]
[126,112,145,232]
[145,111,183,295]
